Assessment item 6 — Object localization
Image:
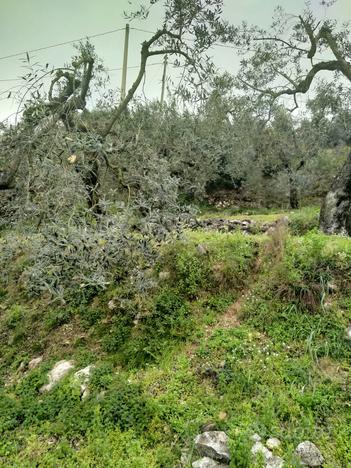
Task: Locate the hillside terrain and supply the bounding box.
[0,207,350,467]
[2,1,351,466]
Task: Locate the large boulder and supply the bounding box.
[194,431,230,463]
[40,360,75,393]
[295,441,324,467]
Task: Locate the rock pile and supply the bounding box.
[250,434,284,468]
[191,430,325,467]
[188,218,278,234]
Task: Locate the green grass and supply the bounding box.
[0,215,350,466]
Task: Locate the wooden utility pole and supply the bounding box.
[160,54,168,105]
[121,24,130,100]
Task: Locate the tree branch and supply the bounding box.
[239,60,340,100]
[253,36,308,54]
[298,15,320,59]
[320,27,351,81]
[101,29,193,138]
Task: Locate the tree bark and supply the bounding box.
[82,157,104,216]
[0,171,14,190]
[289,175,299,209]
[0,150,22,190]
[320,152,351,235]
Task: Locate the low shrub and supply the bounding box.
[289,206,320,235]
[0,218,158,304]
[0,394,24,433]
[100,379,152,432]
[174,247,212,298]
[119,288,192,366]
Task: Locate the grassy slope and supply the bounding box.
[0,208,350,467]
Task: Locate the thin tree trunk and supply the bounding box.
[289,174,299,209]
[84,157,103,216]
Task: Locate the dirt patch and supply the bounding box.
[185,288,251,360]
[317,357,350,385]
[214,295,244,329]
[210,255,262,333]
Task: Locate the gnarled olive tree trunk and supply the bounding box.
[320,152,351,235]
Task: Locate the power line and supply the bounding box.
[132,27,158,35]
[0,27,125,61]
[107,62,163,72]
[0,78,22,82]
[0,62,165,87]
[0,25,286,64]
[0,23,331,68]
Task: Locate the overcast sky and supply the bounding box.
[0,0,350,122]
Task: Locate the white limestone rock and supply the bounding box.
[194,431,230,463]
[266,455,284,468]
[28,356,43,370]
[295,441,324,467]
[266,438,281,450]
[192,457,228,468]
[74,364,95,399]
[251,441,273,462]
[252,441,284,467]
[40,360,75,393]
[250,433,262,443]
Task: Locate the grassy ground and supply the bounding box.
[0,207,350,466]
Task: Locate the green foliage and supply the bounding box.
[173,247,212,297]
[262,231,351,311]
[21,385,90,437]
[244,300,350,360]
[119,288,192,366]
[44,308,73,330]
[15,365,49,399]
[289,207,320,235]
[150,288,191,337]
[90,362,114,390]
[228,431,252,468]
[0,393,24,433]
[79,305,105,328]
[199,293,234,313]
[100,378,152,432]
[102,312,133,352]
[4,305,25,329]
[65,285,100,309]
[165,232,256,297]
[1,214,351,465]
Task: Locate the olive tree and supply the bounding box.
[0,0,233,218]
[232,2,351,234]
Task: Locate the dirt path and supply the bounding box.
[190,255,263,354]
[214,290,249,329]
